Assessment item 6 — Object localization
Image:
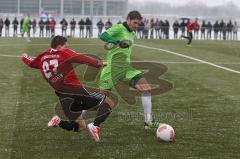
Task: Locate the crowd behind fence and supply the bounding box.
[0,17,239,40]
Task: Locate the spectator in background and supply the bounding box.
[4,17,10,37]
[32,19,37,37]
[96,19,104,37]
[213,20,219,40]
[233,21,238,40]
[139,20,145,39]
[164,20,170,39]
[45,19,50,37]
[13,17,19,37]
[0,18,3,37]
[207,21,212,40]
[219,19,224,40]
[144,19,150,39]
[39,19,45,37]
[193,19,200,40]
[150,18,154,39]
[201,20,207,40]
[20,18,24,36]
[180,20,185,36]
[85,18,92,38]
[173,20,179,39]
[60,18,68,37]
[136,20,142,39]
[105,19,112,30]
[78,19,85,38]
[162,20,167,39]
[159,20,164,39]
[222,22,227,40]
[227,20,233,40]
[50,18,56,37]
[155,19,161,39]
[161,20,166,39]
[70,18,76,38]
[117,20,122,24]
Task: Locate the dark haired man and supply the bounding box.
[13,17,19,37]
[4,17,10,37]
[21,36,114,142]
[173,20,179,39]
[99,11,160,129]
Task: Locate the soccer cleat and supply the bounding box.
[187,44,192,47]
[48,115,61,127]
[88,123,100,142]
[144,120,160,129]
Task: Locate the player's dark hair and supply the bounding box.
[127,11,142,20]
[51,35,67,49]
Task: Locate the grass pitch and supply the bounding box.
[0,38,240,159]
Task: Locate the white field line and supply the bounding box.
[0,54,21,58]
[0,53,239,65]
[135,44,240,74]
[132,60,240,65]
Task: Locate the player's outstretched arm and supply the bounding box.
[21,54,41,69]
[71,53,106,68]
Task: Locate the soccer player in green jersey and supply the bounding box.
[99,11,159,129]
[22,14,31,42]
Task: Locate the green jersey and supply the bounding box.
[99,22,142,90]
[104,23,135,62]
[22,16,30,33]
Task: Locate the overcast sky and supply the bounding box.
[129,0,240,7]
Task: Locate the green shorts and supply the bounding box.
[99,65,142,90]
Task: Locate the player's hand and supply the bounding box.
[21,53,29,62]
[22,53,28,58]
[21,53,33,65]
[118,40,132,48]
[101,60,107,67]
[118,42,128,48]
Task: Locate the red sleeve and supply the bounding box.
[21,54,42,69]
[65,49,103,68]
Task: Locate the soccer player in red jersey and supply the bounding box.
[181,18,200,46]
[21,36,114,142]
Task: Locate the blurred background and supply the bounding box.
[0,0,239,40]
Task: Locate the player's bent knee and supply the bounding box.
[104,96,115,108]
[136,83,151,94]
[140,88,151,94]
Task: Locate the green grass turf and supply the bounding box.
[0,38,240,159]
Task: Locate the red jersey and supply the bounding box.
[187,22,200,32]
[50,20,56,29]
[22,48,103,93]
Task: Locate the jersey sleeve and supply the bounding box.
[72,54,103,68]
[105,24,121,37]
[21,54,42,69]
[65,49,103,68]
[100,24,121,43]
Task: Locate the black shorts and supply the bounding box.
[55,87,106,112]
[188,32,193,39]
[129,74,143,89]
